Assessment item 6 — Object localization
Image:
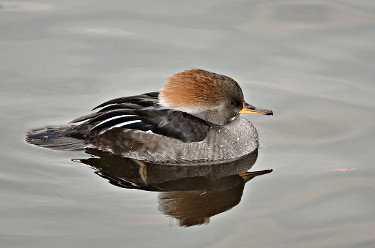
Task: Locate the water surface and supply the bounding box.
[0,1,374,247]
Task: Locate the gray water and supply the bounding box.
[1,1,375,247]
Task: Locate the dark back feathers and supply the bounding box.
[72,92,211,143]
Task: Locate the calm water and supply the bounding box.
[1,1,375,247]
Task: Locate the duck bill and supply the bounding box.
[240,102,273,115]
[239,169,273,183]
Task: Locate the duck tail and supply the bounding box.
[26,125,88,151]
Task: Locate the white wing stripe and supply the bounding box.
[105,120,142,131]
[92,115,136,129]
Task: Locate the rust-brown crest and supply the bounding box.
[159,69,226,111]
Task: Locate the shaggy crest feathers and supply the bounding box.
[159,69,241,112]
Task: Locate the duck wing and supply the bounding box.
[72,92,211,143]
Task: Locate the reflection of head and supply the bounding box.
[158,183,244,227]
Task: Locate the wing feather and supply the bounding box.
[92,92,159,110]
[74,92,211,142]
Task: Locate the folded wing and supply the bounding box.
[71,92,211,143]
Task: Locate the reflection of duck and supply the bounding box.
[27,69,272,163]
[79,149,272,227]
[158,170,270,227]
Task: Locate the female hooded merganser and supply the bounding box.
[26,69,272,163]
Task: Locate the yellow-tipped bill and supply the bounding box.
[240,102,273,115]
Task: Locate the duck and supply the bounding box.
[26,69,272,163]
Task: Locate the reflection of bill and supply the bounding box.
[79,148,272,227]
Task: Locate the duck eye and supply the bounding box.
[231,101,242,107]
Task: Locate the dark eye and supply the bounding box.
[231,101,242,107]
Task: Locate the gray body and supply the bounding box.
[94,117,259,163]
